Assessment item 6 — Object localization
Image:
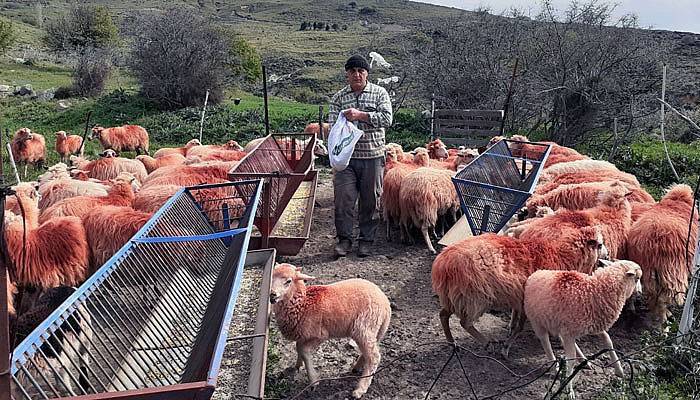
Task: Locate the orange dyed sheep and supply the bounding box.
[133,184,181,213]
[152,139,201,158]
[398,166,459,253]
[55,131,83,163]
[91,124,150,155]
[83,205,153,272]
[526,180,653,217]
[136,153,186,174]
[270,264,391,399]
[71,150,148,183]
[625,184,698,326]
[535,170,641,196]
[5,192,89,289]
[39,177,136,223]
[524,260,642,382]
[11,128,46,178]
[432,228,607,349]
[382,149,430,241]
[518,183,632,260]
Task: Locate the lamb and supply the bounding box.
[517,182,632,260]
[5,191,89,289]
[12,286,92,398]
[525,180,653,217]
[524,260,642,382]
[91,124,150,155]
[152,138,201,158]
[625,184,698,326]
[39,175,137,223]
[269,264,391,399]
[70,150,148,183]
[11,128,46,178]
[83,205,153,272]
[432,226,607,349]
[54,131,84,163]
[136,153,186,173]
[398,166,459,253]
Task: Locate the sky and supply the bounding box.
[413,0,700,34]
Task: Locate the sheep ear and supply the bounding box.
[625,268,638,276]
[295,273,316,282]
[599,259,613,267]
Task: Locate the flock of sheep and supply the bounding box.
[3,123,698,399]
[267,135,697,398]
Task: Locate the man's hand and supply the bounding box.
[343,108,367,122]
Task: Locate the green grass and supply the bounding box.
[0,60,72,91]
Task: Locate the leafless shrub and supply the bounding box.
[71,47,112,97]
[128,9,230,110]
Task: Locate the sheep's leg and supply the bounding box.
[459,316,488,345]
[536,332,556,362]
[439,308,455,343]
[296,339,322,386]
[503,310,526,358]
[351,354,364,374]
[561,336,578,396]
[352,336,380,399]
[599,331,624,377]
[421,226,436,254]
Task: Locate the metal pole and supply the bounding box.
[77,110,92,157]
[198,89,210,144]
[262,65,270,137]
[501,58,519,135]
[5,142,20,185]
[318,105,323,141]
[0,125,12,400]
[660,64,680,181]
[430,93,435,140]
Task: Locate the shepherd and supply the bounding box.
[328,54,393,258]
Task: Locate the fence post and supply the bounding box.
[430,93,435,140]
[198,89,210,144]
[679,213,700,342]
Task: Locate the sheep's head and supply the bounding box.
[413,147,430,166]
[596,259,642,296]
[509,134,529,143]
[270,263,315,304]
[385,143,405,161]
[455,148,478,169]
[55,130,68,139]
[101,149,118,158]
[579,225,609,264]
[70,169,91,181]
[225,140,243,151]
[15,128,33,141]
[314,140,328,157]
[426,139,448,159]
[597,181,631,207]
[186,139,202,148]
[488,135,505,147]
[91,126,104,140]
[12,182,40,201]
[114,172,140,192]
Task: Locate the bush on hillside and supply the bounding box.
[129,9,230,110]
[0,17,16,56]
[71,48,112,97]
[43,5,118,54]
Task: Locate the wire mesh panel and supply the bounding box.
[228,133,317,253]
[10,179,264,400]
[452,139,551,236]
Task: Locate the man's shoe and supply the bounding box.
[334,239,352,258]
[357,241,372,258]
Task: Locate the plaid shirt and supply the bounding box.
[328,82,393,159]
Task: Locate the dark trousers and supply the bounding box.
[333,157,384,243]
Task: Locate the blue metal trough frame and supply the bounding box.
[10,179,266,399]
[452,139,551,236]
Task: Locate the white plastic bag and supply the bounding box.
[328,111,364,172]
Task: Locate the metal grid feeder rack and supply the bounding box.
[452,139,551,236]
[10,179,267,399]
[228,132,319,256]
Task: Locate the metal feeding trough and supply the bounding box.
[228,132,319,256]
[452,139,551,236]
[10,179,267,399]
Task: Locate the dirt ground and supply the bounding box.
[228,167,649,400]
